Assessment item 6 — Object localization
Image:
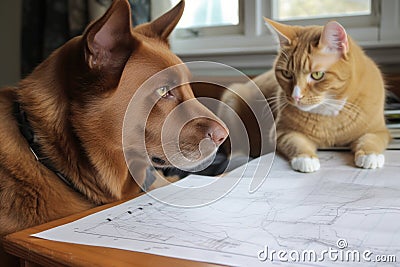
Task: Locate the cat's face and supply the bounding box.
[267,19,352,116]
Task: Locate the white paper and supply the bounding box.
[33,151,400,266]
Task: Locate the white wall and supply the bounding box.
[0,0,22,87]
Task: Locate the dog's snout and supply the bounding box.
[207,121,228,146]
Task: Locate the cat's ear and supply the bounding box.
[319,21,349,56]
[264,18,295,46]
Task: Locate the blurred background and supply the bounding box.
[1,0,399,90]
[1,0,399,173]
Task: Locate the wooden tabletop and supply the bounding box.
[3,200,222,267]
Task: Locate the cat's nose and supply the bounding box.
[294,96,302,102]
[292,85,303,102]
[207,121,228,146]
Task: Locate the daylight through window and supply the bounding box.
[272,0,372,21]
[168,0,239,29]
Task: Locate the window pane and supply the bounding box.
[273,0,371,21]
[169,0,239,29]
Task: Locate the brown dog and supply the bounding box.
[0,0,227,264]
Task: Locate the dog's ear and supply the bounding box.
[135,0,184,42]
[83,0,137,76]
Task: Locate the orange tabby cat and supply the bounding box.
[220,19,391,173]
[263,19,391,172]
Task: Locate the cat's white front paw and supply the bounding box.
[291,157,320,173]
[355,154,384,169]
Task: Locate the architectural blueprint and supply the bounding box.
[33,151,400,266]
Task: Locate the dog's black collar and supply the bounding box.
[13,101,81,193]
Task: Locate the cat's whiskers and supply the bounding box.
[323,98,361,114]
[320,101,345,114]
[260,96,280,103]
[267,96,288,114]
[280,101,289,111]
[321,100,367,126]
[272,101,289,114]
[266,97,284,107]
[257,96,282,116]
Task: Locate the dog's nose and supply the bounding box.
[207,121,228,146]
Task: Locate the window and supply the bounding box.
[266,0,379,30]
[175,0,239,28]
[152,0,243,37]
[272,0,372,21]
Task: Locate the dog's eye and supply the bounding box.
[156,86,173,98]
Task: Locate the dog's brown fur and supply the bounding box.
[0,1,227,264]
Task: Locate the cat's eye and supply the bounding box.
[156,86,173,98]
[311,71,325,81]
[281,70,293,79]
